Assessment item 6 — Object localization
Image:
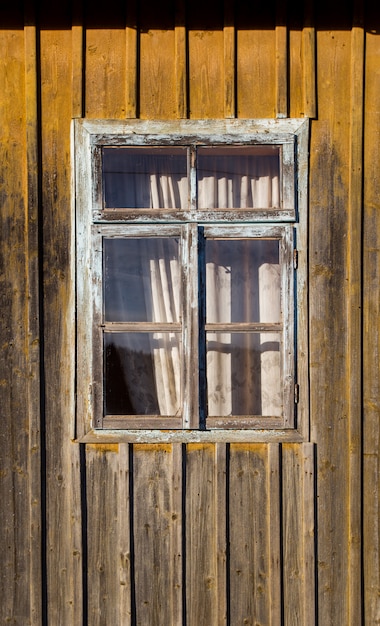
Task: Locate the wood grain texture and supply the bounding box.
[363,24,380,626]
[86,444,132,625]
[309,28,352,625]
[229,444,281,625]
[133,444,182,625]
[139,29,177,119]
[282,443,315,625]
[186,444,227,625]
[0,25,33,626]
[85,29,126,118]
[40,27,82,625]
[175,0,187,118]
[224,0,235,118]
[237,30,276,119]
[188,30,225,118]
[125,0,138,118]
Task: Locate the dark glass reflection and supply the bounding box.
[206,239,280,324]
[103,147,188,208]
[104,238,180,322]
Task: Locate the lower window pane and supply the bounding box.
[105,332,181,416]
[206,332,282,417]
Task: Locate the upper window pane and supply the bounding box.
[104,238,181,323]
[197,146,280,209]
[103,147,188,209]
[206,239,281,324]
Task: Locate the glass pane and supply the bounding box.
[197,146,280,209]
[104,238,180,323]
[105,332,181,416]
[206,239,280,323]
[206,332,282,417]
[103,147,188,209]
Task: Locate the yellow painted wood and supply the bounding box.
[139,29,177,119]
[289,30,304,118]
[85,29,126,118]
[309,29,353,624]
[86,445,131,625]
[224,0,235,118]
[0,26,33,625]
[282,444,315,625]
[302,26,316,118]
[133,444,182,624]
[175,0,187,118]
[229,444,281,624]
[125,0,138,118]
[237,30,276,118]
[186,444,227,625]
[40,27,82,625]
[363,26,380,626]
[188,30,225,118]
[276,25,288,118]
[347,22,364,625]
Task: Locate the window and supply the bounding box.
[75,119,309,440]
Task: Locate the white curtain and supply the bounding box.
[104,152,281,418]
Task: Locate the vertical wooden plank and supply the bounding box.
[229,444,281,625]
[363,11,380,625]
[302,0,316,118]
[125,0,138,118]
[24,5,42,621]
[347,11,364,624]
[236,1,277,119]
[275,0,288,118]
[72,1,84,118]
[133,444,182,625]
[0,15,36,624]
[186,443,227,625]
[86,445,132,625]
[224,0,235,118]
[139,28,176,119]
[309,23,352,625]
[39,18,82,623]
[85,4,126,119]
[282,443,315,626]
[175,0,187,118]
[188,0,224,118]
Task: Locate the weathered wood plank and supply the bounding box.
[86,444,132,625]
[229,444,281,625]
[71,0,84,118]
[224,0,235,118]
[24,8,42,622]
[302,0,316,118]
[347,17,364,625]
[186,443,227,625]
[282,443,315,626]
[288,29,303,118]
[275,0,288,119]
[39,25,82,624]
[309,27,352,625]
[125,0,138,118]
[85,28,126,118]
[363,21,380,626]
[139,27,177,119]
[0,24,33,626]
[133,444,182,625]
[175,0,187,118]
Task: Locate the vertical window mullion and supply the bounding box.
[182,223,199,428]
[189,145,197,213]
[281,225,295,427]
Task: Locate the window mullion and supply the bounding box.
[182,223,199,428]
[189,146,197,213]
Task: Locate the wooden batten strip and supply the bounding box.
[215,443,227,625]
[72,0,84,118]
[275,0,288,118]
[282,444,315,625]
[24,7,42,622]
[125,0,138,118]
[118,444,131,623]
[175,0,187,118]
[302,0,316,118]
[224,0,235,118]
[268,444,281,624]
[347,14,364,624]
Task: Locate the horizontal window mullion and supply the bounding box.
[205,323,283,333]
[102,322,182,332]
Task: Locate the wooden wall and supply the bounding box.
[0,0,379,624]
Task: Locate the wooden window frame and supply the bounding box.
[74,118,309,443]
